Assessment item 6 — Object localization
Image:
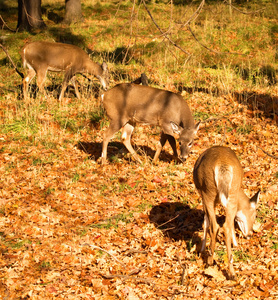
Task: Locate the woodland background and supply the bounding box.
[0,0,277,299]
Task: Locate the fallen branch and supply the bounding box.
[0,15,16,32]
[257,146,278,160]
[99,273,155,285]
[81,243,125,267]
[0,43,24,78]
[128,264,149,276]
[177,252,187,286]
[157,213,180,229]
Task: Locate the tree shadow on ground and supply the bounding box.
[177,85,278,123]
[76,141,177,163]
[47,27,87,48]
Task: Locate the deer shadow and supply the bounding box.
[16,78,102,100]
[149,202,228,256]
[76,140,177,163]
[149,202,204,247]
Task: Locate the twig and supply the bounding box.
[177,0,206,31]
[0,43,24,78]
[99,273,155,285]
[257,146,278,159]
[122,0,137,64]
[157,214,180,229]
[177,252,187,286]
[188,24,246,56]
[142,0,191,56]
[0,15,16,32]
[81,243,125,267]
[128,265,148,276]
[223,0,265,15]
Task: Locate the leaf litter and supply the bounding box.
[0,90,277,299]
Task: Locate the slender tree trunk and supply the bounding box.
[64,0,83,24]
[17,0,46,31]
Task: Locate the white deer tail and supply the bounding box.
[214,165,233,208]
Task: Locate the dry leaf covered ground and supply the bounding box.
[0,88,277,299]
[0,1,278,298]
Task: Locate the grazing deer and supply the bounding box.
[21,41,109,101]
[193,146,260,279]
[101,83,200,164]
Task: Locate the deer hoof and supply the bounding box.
[207,256,214,266]
[98,157,107,165]
[227,271,237,281]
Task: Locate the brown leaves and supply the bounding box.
[0,89,278,299]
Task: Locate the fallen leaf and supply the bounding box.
[204,266,226,281]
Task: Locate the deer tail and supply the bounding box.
[214,165,233,207]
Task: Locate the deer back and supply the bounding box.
[193,146,259,236]
[193,146,243,201]
[22,41,109,90]
[103,83,195,131]
[103,83,198,161]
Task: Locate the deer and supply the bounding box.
[193,146,260,280]
[21,41,109,101]
[100,83,200,164]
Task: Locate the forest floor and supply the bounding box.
[0,0,278,298]
[0,87,277,299]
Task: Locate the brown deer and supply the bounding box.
[193,146,260,279]
[101,83,200,164]
[21,41,109,101]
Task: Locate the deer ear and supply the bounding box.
[250,191,260,209]
[102,62,108,72]
[195,121,200,132]
[170,122,182,135]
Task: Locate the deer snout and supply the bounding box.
[246,230,254,239]
[178,155,188,162]
[179,146,190,162]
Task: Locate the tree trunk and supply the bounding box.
[17,0,46,31]
[64,0,83,24]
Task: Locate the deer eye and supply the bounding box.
[188,141,193,147]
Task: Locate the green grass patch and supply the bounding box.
[91,212,134,229]
[1,238,32,249]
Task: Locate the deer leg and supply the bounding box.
[36,68,48,98]
[232,226,238,247]
[121,123,142,163]
[223,203,237,280]
[201,213,209,253]
[101,121,122,164]
[59,69,74,101]
[70,76,81,99]
[23,68,36,99]
[153,132,168,163]
[166,134,179,160]
[204,199,219,266]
